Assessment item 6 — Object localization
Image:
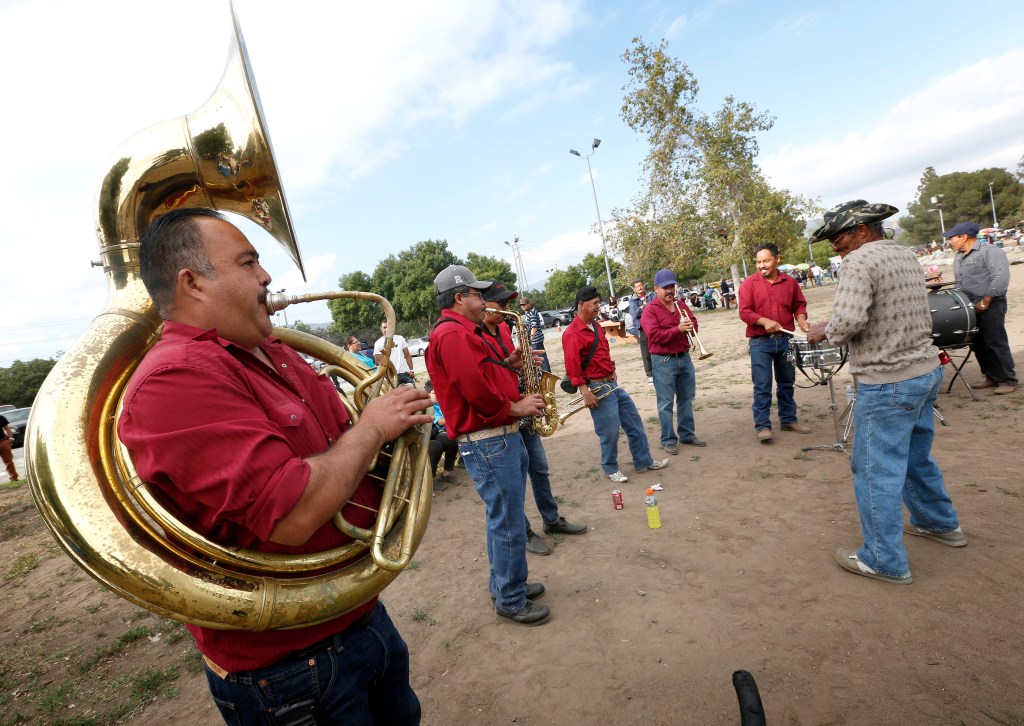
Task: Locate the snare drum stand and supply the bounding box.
[802,376,854,457]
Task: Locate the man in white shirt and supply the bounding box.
[374,320,416,385]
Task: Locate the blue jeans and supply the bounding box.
[587,383,654,474]
[748,336,797,431]
[651,353,697,446]
[520,429,560,532]
[852,367,960,578]
[204,602,420,725]
[532,339,552,373]
[458,431,530,612]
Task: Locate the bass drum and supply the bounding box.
[928,288,977,348]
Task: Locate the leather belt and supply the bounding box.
[457,421,520,443]
[587,376,616,383]
[657,351,690,357]
[753,333,788,339]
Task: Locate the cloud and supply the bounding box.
[761,48,1024,214]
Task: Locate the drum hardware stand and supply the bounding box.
[940,347,978,401]
[801,376,854,457]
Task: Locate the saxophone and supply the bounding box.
[488,309,560,436]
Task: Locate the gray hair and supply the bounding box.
[139,208,221,319]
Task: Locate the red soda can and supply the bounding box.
[611,490,624,510]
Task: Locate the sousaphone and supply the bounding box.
[25,6,431,631]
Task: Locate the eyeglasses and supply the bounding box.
[462,291,484,300]
[829,227,857,247]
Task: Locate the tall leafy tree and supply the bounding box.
[901,166,1024,244]
[327,270,380,337]
[579,252,625,299]
[612,37,814,281]
[545,267,589,309]
[0,358,57,408]
[371,240,461,332]
[465,253,517,291]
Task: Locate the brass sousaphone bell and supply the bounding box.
[26,7,430,631]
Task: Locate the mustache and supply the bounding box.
[257,291,268,306]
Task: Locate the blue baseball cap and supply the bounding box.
[653,269,678,288]
[943,221,980,238]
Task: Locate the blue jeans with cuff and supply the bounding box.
[458,430,530,612]
[851,366,960,578]
[651,352,697,446]
[748,336,797,431]
[204,601,420,725]
[587,383,654,474]
[520,428,561,532]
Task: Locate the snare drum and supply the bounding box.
[927,288,976,348]
[787,339,847,370]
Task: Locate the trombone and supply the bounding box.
[558,381,615,425]
[675,301,713,360]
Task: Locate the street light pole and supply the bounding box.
[988,182,998,227]
[504,237,528,292]
[569,139,615,297]
[929,195,945,236]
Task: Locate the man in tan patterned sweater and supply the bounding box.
[807,200,965,585]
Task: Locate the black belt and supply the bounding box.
[657,351,690,358]
[752,333,788,339]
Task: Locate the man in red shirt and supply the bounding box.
[480,284,588,557]
[563,285,669,484]
[738,243,812,442]
[119,208,431,725]
[640,269,706,454]
[425,266,550,626]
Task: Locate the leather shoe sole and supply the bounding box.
[543,518,588,535]
[526,532,552,555]
[993,385,1018,395]
[781,423,812,434]
[496,600,551,626]
[491,582,545,605]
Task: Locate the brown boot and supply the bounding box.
[972,378,998,389]
[993,385,1018,395]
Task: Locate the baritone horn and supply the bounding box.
[25,6,431,632]
[675,301,713,360]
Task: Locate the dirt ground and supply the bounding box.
[2,263,1023,725]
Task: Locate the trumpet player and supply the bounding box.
[641,269,706,454]
[738,243,812,443]
[564,286,669,483]
[426,266,551,626]
[480,284,588,556]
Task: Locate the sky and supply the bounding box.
[3,0,1023,365]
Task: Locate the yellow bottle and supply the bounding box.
[645,487,661,529]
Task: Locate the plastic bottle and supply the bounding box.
[645,487,661,529]
[845,384,855,405]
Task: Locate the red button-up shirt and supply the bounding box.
[641,298,698,355]
[119,321,377,672]
[425,310,521,437]
[738,272,808,337]
[562,316,615,386]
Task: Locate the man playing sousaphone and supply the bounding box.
[806,200,966,586]
[119,208,431,724]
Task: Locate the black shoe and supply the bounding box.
[526,530,552,555]
[496,600,551,626]
[681,437,706,447]
[543,517,588,535]
[433,477,449,493]
[491,582,546,606]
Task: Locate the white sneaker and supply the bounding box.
[608,471,629,483]
[647,376,654,385]
[647,459,669,470]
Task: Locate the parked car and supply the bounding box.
[540,310,559,327]
[0,404,14,413]
[2,407,30,448]
[554,309,574,325]
[407,337,429,356]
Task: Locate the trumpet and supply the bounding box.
[557,381,615,425]
[675,301,713,360]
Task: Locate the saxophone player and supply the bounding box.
[480,283,588,557]
[425,266,551,626]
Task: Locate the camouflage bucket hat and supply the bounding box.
[809,200,899,242]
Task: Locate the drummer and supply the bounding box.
[807,200,965,586]
[737,242,812,443]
